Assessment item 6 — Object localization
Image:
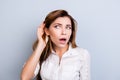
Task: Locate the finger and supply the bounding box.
[37,27,44,35]
[39,22,45,29]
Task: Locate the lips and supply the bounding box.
[59,38,66,41]
[59,38,67,44]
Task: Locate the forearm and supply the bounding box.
[21,42,45,80]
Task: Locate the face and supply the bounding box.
[45,17,72,48]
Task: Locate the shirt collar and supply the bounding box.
[51,43,73,55]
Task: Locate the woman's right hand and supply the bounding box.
[37,23,47,48]
[21,23,47,80]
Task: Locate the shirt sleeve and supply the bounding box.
[80,49,91,80]
[33,62,40,78]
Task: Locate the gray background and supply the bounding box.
[0,0,120,80]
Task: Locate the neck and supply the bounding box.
[53,44,69,59]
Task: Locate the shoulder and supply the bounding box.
[72,47,90,59]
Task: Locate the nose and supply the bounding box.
[61,28,66,35]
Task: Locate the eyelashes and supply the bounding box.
[66,25,72,30]
[54,25,72,30]
[54,25,60,29]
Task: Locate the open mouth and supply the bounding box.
[59,38,67,44]
[59,38,66,41]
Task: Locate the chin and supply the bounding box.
[57,43,68,48]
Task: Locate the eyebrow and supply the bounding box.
[53,23,71,26]
[53,23,62,25]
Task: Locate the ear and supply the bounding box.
[44,28,50,36]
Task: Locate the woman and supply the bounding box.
[21,9,90,80]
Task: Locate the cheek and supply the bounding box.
[68,31,72,37]
[49,31,59,40]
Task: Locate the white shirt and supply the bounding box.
[34,45,90,80]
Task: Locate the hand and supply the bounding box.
[37,23,45,40]
[37,23,47,47]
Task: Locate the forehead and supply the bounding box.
[52,17,71,25]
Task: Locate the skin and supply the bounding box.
[45,16,72,58]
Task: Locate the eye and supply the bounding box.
[54,25,60,29]
[66,25,72,30]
